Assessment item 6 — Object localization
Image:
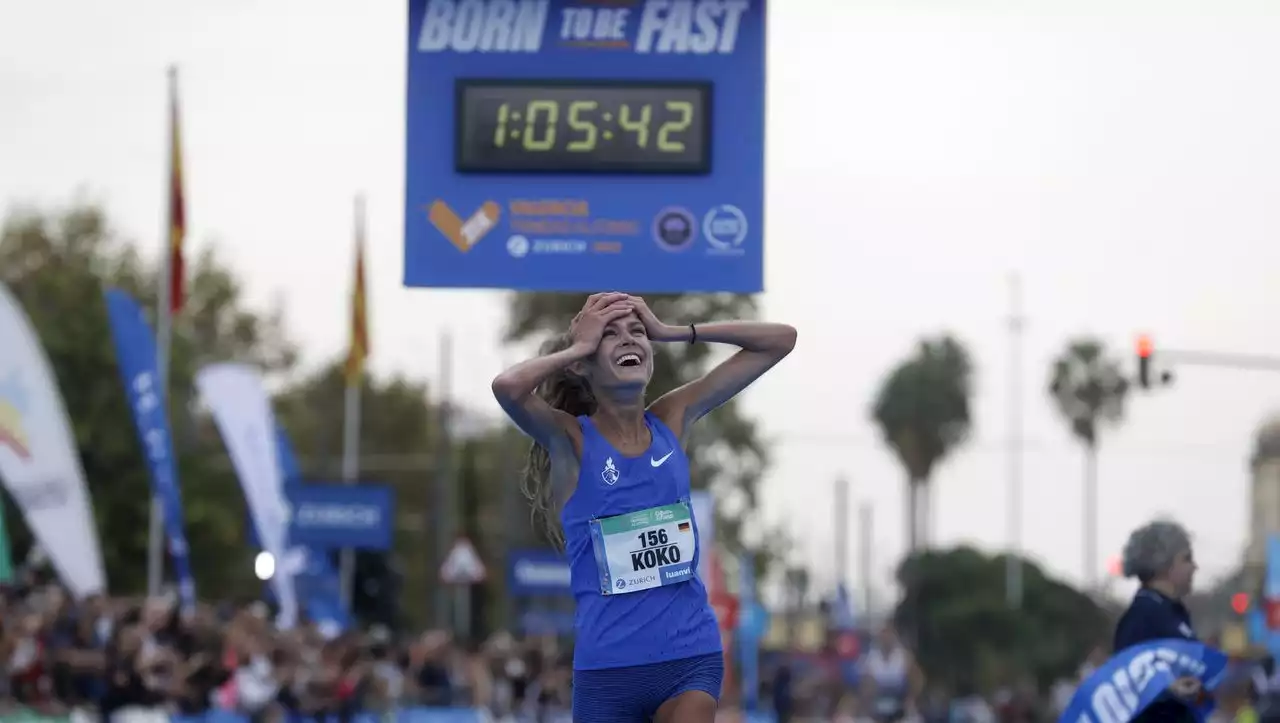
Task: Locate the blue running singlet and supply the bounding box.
[561,412,723,671]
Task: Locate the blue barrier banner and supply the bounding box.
[508,547,571,596]
[170,706,767,723]
[404,0,767,293]
[1059,639,1228,723]
[104,288,196,610]
[288,483,394,550]
[172,709,564,723]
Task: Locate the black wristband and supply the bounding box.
[689,323,697,344]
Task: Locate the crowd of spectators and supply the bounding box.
[1,577,574,723]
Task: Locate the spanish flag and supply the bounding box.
[344,197,369,386]
[167,67,186,314]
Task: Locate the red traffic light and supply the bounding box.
[1136,334,1154,359]
[1232,592,1250,615]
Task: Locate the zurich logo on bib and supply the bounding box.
[1059,640,1228,723]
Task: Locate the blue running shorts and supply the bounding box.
[572,652,724,723]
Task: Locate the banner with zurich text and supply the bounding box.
[0,281,105,597]
[104,288,197,609]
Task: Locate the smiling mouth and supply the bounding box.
[615,353,642,368]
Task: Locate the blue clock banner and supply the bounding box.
[404,0,766,293]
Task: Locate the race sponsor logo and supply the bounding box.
[702,204,748,254]
[429,200,501,252]
[652,207,697,251]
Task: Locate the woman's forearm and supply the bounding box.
[491,343,594,401]
[656,320,797,353]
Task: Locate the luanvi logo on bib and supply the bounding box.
[428,200,501,252]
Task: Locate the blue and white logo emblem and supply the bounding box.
[507,235,530,258]
[601,457,620,486]
[703,204,748,253]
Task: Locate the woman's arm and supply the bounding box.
[492,292,631,448]
[491,343,593,448]
[646,316,797,437]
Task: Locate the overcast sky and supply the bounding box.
[3,0,1280,602]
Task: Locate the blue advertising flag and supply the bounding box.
[104,289,196,609]
[274,426,349,631]
[1059,640,1229,723]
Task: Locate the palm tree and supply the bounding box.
[1048,339,1129,591]
[872,335,974,553]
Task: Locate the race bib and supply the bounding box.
[590,501,697,595]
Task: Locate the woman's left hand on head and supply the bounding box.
[628,296,676,341]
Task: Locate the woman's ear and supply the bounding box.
[568,360,588,378]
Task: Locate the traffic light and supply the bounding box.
[1137,334,1154,389]
[1231,592,1250,615]
[1135,334,1173,389]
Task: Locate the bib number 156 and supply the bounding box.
[638,529,669,548]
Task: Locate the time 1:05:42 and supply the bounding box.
[493,100,694,153]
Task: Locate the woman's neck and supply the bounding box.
[1147,579,1180,600]
[593,402,647,445]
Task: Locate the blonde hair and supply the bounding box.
[520,334,597,549]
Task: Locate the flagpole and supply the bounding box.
[1005,273,1025,609]
[339,195,366,612]
[339,384,361,608]
[148,65,180,599]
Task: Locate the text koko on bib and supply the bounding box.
[590,500,697,595]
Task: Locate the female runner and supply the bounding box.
[491,292,797,723]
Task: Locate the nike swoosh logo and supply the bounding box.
[651,451,674,467]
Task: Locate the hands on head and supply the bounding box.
[569,293,670,352]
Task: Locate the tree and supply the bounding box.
[894,546,1108,694]
[0,202,296,596]
[504,292,785,566]
[871,335,973,553]
[1048,338,1129,590]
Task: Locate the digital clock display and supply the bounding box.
[455,80,712,175]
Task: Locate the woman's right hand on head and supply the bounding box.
[569,292,633,352]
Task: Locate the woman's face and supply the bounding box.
[580,312,653,391]
[1166,546,1198,596]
